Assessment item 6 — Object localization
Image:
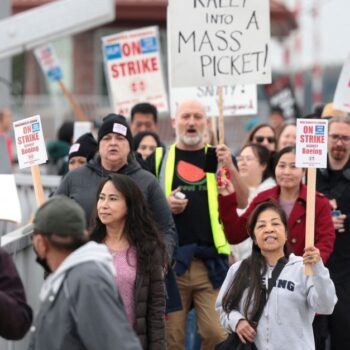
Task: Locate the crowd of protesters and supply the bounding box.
[1,100,349,350]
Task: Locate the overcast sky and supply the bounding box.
[271,0,350,70]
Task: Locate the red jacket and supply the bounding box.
[218,184,335,263]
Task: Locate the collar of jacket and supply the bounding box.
[264,183,307,205]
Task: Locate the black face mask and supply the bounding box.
[33,245,52,274]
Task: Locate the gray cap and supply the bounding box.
[33,196,86,236]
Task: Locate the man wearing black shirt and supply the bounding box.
[316,115,350,350]
[147,100,247,350]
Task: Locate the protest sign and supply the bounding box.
[34,44,88,121]
[168,0,271,88]
[0,136,21,223]
[296,119,328,168]
[13,115,47,206]
[0,175,22,223]
[102,26,168,116]
[296,118,328,275]
[73,121,93,142]
[170,84,257,117]
[13,115,48,169]
[333,54,350,113]
[34,44,63,82]
[264,75,301,120]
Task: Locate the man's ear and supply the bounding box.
[34,234,49,257]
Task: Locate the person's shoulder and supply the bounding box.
[131,163,157,182]
[254,185,279,202]
[66,261,113,288]
[315,190,331,205]
[315,191,326,199]
[284,254,305,274]
[228,260,243,275]
[62,163,92,178]
[286,253,303,265]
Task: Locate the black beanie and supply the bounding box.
[68,133,98,161]
[97,114,133,148]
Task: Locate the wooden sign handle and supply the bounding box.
[218,86,224,145]
[57,80,88,122]
[211,115,218,146]
[31,165,45,207]
[305,167,316,276]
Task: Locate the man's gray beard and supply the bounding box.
[178,134,203,146]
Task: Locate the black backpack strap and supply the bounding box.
[252,256,288,326]
[268,256,288,295]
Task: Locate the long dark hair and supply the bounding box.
[89,174,167,272]
[222,202,289,321]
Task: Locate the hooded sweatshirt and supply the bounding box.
[28,242,142,350]
[55,157,176,261]
[216,254,337,350]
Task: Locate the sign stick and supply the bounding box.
[211,115,218,146]
[305,168,316,276]
[57,80,88,122]
[218,86,224,144]
[295,118,328,276]
[31,165,45,207]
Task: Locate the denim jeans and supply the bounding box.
[185,309,201,350]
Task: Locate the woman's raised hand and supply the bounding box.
[303,246,321,265]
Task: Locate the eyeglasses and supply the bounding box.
[236,156,258,163]
[328,134,350,143]
[254,136,276,144]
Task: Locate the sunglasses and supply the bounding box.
[254,136,276,144]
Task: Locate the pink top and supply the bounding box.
[279,197,295,218]
[109,247,137,325]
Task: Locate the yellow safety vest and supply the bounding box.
[155,144,230,255]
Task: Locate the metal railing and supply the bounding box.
[0,173,61,236]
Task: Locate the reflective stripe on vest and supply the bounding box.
[155,144,230,255]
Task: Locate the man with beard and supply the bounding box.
[147,100,248,350]
[316,115,350,350]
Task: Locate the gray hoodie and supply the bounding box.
[216,254,337,350]
[28,242,142,350]
[55,157,177,260]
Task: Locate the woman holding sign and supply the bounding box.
[216,201,337,350]
[217,146,335,263]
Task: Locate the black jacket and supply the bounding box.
[134,255,165,349]
[0,248,32,340]
[317,157,350,283]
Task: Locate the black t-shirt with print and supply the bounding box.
[171,148,214,247]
